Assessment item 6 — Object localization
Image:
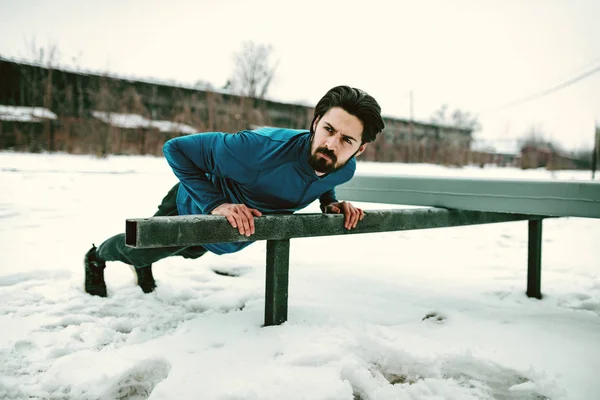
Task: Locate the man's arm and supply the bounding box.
[162,133,229,214]
[319,189,338,212]
[320,189,364,230]
[162,132,262,236]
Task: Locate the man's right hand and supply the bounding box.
[211,203,263,236]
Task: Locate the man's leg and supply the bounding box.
[85,183,208,296]
[96,183,187,268]
[96,234,190,270]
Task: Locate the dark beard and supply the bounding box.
[309,146,361,175]
[308,132,361,175]
[309,147,339,174]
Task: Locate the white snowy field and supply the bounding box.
[0,151,599,400]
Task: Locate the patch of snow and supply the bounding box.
[0,105,57,122]
[150,120,197,134]
[92,111,151,129]
[92,111,197,134]
[0,151,599,399]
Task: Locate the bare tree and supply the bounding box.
[430,104,449,125]
[226,41,278,99]
[119,87,147,116]
[430,104,482,132]
[193,79,214,91]
[518,124,567,153]
[21,38,61,151]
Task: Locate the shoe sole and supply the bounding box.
[83,284,107,297]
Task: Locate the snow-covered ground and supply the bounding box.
[0,151,599,400]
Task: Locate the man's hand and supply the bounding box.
[211,203,262,236]
[323,201,364,230]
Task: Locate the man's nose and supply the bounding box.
[324,136,337,151]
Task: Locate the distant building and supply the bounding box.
[520,143,580,170]
[0,105,57,151]
[0,57,473,159]
[471,139,521,167]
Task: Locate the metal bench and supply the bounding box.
[126,175,600,326]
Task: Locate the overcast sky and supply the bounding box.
[1,0,599,150]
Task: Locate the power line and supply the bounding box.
[480,60,600,113]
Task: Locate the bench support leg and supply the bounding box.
[527,219,543,299]
[264,239,290,326]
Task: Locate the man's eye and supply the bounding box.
[344,138,352,144]
[325,126,332,132]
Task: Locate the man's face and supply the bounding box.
[309,107,367,175]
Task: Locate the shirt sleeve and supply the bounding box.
[162,132,258,214]
[319,189,338,212]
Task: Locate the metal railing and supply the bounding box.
[126,209,546,326]
[126,175,600,325]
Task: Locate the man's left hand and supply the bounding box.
[323,201,364,230]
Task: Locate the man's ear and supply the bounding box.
[312,116,320,133]
[355,143,367,158]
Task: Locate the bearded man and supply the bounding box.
[84,85,385,297]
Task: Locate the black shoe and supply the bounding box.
[84,244,107,297]
[134,266,156,294]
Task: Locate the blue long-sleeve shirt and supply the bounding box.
[162,127,356,255]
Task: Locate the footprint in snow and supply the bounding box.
[100,358,171,400]
[13,340,37,354]
[559,291,600,316]
[211,266,252,277]
[422,311,446,323]
[348,355,552,400]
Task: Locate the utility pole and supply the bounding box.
[409,90,414,121]
[593,124,599,180]
[408,90,414,162]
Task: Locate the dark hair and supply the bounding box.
[311,85,385,144]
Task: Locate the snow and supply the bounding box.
[149,120,198,135]
[1,151,599,400]
[91,111,198,134]
[0,106,57,122]
[91,111,150,130]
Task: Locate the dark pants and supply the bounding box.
[97,183,208,269]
